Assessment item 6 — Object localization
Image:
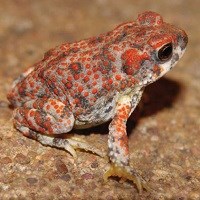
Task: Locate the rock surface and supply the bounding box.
[0,1,199,199]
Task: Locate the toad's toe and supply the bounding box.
[103,164,150,193]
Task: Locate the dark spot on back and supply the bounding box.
[68,62,82,74]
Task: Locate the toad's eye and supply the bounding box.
[157,43,173,61]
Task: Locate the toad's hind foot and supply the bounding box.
[65,136,106,158]
[103,164,151,193]
[27,130,106,158]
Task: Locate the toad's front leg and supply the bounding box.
[104,93,149,193]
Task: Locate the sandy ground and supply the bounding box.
[0,0,199,199]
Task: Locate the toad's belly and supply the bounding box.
[74,95,117,129]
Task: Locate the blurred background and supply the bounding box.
[0,1,199,199]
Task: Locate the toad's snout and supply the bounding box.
[178,30,188,51]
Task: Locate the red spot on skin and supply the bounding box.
[108,78,113,85]
[83,76,89,83]
[75,110,81,116]
[83,92,89,97]
[116,127,121,132]
[43,121,51,130]
[74,74,80,80]
[105,84,111,91]
[92,88,98,94]
[30,110,35,117]
[102,83,107,89]
[113,46,120,51]
[103,61,109,66]
[102,78,107,83]
[78,85,84,93]
[46,105,50,110]
[94,74,99,79]
[101,70,107,74]
[50,100,56,106]
[18,87,24,94]
[86,64,91,69]
[66,82,72,89]
[35,111,42,124]
[38,101,44,108]
[92,81,97,86]
[74,98,80,104]
[125,67,134,75]
[54,104,59,109]
[92,67,98,73]
[71,63,79,71]
[57,68,63,75]
[115,74,122,80]
[62,79,67,84]
[53,88,59,95]
[58,119,63,123]
[30,82,35,87]
[67,76,73,81]
[153,65,160,73]
[87,70,92,75]
[56,109,61,113]
[80,73,84,78]
[82,57,86,62]
[112,68,117,73]
[120,83,126,90]
[90,97,96,102]
[70,57,74,62]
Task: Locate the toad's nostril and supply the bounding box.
[178,31,188,50]
[182,35,188,49]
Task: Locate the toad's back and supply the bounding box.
[7,20,140,112]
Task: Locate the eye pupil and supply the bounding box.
[158,43,173,61]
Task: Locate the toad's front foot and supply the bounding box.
[103,164,150,193]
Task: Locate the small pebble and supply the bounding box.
[14,153,30,165]
[91,161,99,168]
[81,173,94,180]
[60,174,71,182]
[55,159,68,174]
[0,157,12,164]
[26,177,38,185]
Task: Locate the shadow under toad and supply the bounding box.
[73,77,181,137]
[128,77,181,135]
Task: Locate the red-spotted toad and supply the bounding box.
[7,11,188,192]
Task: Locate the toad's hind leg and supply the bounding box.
[13,98,104,158]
